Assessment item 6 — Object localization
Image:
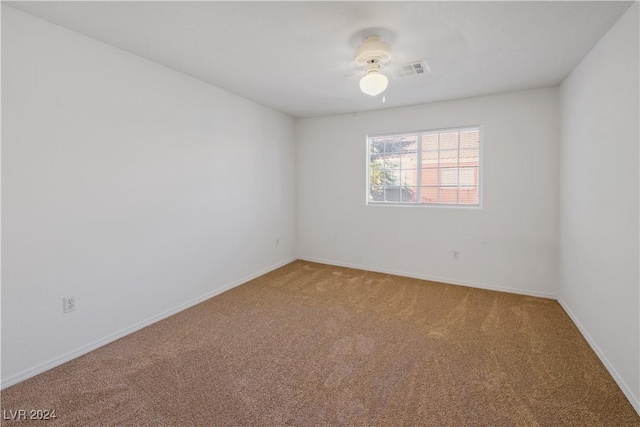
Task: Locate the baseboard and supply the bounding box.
[0,257,297,390]
[298,256,556,300]
[557,298,640,416]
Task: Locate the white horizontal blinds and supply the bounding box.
[422,127,480,205]
[369,126,480,206]
[457,128,480,205]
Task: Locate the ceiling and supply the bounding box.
[5,1,633,118]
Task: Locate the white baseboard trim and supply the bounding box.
[557,298,640,416]
[1,257,296,390]
[297,256,556,300]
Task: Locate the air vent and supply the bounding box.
[390,60,431,79]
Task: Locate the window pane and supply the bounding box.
[401,187,417,203]
[440,168,458,186]
[384,187,401,202]
[386,170,400,185]
[370,138,386,154]
[370,154,384,168]
[401,135,419,153]
[459,167,477,186]
[421,168,439,186]
[439,189,458,204]
[400,152,418,169]
[459,130,480,149]
[422,149,438,166]
[460,147,479,165]
[369,186,384,201]
[440,132,458,150]
[458,186,479,205]
[401,169,418,186]
[420,187,438,204]
[384,139,398,154]
[384,155,400,169]
[439,149,458,164]
[422,133,438,151]
[369,171,378,187]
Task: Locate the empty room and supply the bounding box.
[1,1,639,426]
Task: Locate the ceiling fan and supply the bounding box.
[354,35,393,96]
[352,35,430,97]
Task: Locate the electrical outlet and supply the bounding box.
[63,296,76,313]
[275,238,280,247]
[452,250,460,260]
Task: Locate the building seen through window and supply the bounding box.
[368,126,481,206]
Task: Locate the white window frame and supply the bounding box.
[366,125,483,208]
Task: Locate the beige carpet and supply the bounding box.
[1,260,638,426]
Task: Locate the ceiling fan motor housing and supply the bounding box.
[355,36,392,69]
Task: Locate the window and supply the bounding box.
[367,126,481,206]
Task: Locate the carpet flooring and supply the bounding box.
[1,260,638,426]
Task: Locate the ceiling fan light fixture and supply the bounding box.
[355,35,392,96]
[359,70,389,96]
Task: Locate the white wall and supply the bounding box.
[1,7,296,386]
[559,2,639,413]
[296,88,559,298]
